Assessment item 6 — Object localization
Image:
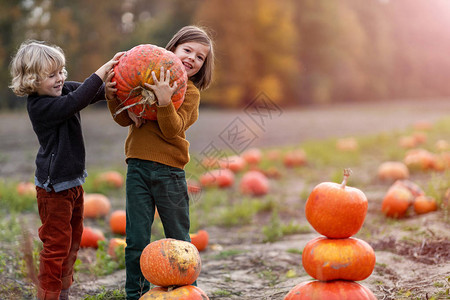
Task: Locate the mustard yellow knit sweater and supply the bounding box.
[107,80,200,169]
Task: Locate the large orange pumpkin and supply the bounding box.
[284,280,376,300]
[302,237,375,281]
[305,169,368,238]
[112,44,187,120]
[140,238,201,287]
[140,285,209,300]
[83,193,111,218]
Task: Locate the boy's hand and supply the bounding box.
[96,52,124,81]
[144,67,178,107]
[105,70,117,100]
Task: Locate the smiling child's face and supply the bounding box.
[173,42,210,78]
[36,68,65,97]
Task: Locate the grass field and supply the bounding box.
[0,99,449,299]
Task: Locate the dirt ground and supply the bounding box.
[1,98,449,299]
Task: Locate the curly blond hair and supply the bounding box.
[9,40,67,97]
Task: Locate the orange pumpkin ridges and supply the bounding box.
[305,169,368,238]
[112,44,187,120]
[140,285,209,300]
[284,280,377,300]
[140,238,201,287]
[302,236,376,281]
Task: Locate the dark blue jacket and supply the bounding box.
[27,74,105,187]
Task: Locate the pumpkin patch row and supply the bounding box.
[285,169,377,299]
[381,179,438,218]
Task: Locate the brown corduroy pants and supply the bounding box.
[36,185,84,300]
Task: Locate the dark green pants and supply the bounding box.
[125,159,191,300]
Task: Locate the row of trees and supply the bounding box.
[1,0,450,109]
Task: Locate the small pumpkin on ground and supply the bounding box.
[80,227,105,248]
[239,170,270,196]
[94,171,124,188]
[189,230,209,252]
[109,209,126,235]
[83,193,111,218]
[381,183,414,218]
[108,238,126,259]
[413,195,438,215]
[140,238,201,287]
[377,161,409,181]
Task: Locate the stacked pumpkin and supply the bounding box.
[285,169,377,299]
[139,238,209,299]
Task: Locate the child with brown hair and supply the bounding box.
[9,40,122,300]
[105,25,215,299]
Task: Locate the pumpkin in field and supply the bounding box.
[109,209,126,235]
[336,137,358,151]
[241,148,263,165]
[413,120,433,131]
[112,44,187,120]
[219,155,246,173]
[398,136,417,149]
[381,183,414,218]
[16,181,36,197]
[404,148,437,171]
[283,149,307,168]
[190,230,209,252]
[412,131,427,145]
[140,238,201,287]
[80,227,105,248]
[413,195,438,215]
[239,170,270,196]
[284,280,376,300]
[140,285,209,300]
[377,161,409,181]
[302,237,375,281]
[392,179,424,198]
[305,169,368,238]
[108,238,126,259]
[187,180,202,194]
[94,171,124,188]
[83,193,111,218]
[199,169,235,188]
[435,139,449,151]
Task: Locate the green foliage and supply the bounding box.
[83,287,126,300]
[0,180,36,213]
[3,1,450,108]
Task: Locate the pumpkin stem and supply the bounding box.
[167,285,178,292]
[341,168,352,188]
[113,86,156,118]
